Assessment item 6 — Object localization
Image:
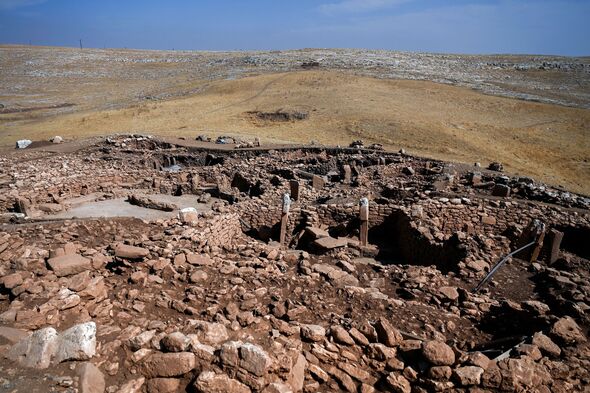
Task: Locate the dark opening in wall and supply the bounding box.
[555,225,590,259]
[369,211,467,272]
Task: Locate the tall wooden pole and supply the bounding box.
[360,197,369,247]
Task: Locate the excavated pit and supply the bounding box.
[247,110,309,123]
[1,134,589,393]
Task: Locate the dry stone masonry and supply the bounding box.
[0,134,589,392]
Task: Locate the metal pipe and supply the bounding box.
[472,240,536,293]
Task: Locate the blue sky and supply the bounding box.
[0,0,588,55]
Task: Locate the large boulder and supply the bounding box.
[375,318,403,347]
[195,321,229,345]
[386,373,411,393]
[140,352,196,377]
[300,324,326,342]
[8,327,59,368]
[531,332,561,357]
[422,340,455,366]
[54,322,97,363]
[160,332,190,352]
[193,371,250,393]
[454,366,484,386]
[114,244,150,260]
[550,317,586,345]
[239,343,273,376]
[47,254,92,277]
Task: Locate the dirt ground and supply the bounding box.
[1,46,589,195]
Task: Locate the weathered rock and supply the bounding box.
[0,326,29,343]
[38,203,63,213]
[532,332,561,357]
[160,332,190,353]
[422,340,455,366]
[128,330,156,351]
[179,207,199,225]
[114,244,150,260]
[428,365,452,380]
[497,357,551,391]
[146,378,181,393]
[286,352,306,392]
[438,286,459,301]
[196,321,228,345]
[47,254,92,277]
[54,322,97,363]
[189,270,209,283]
[331,325,355,346]
[300,324,326,342]
[385,373,411,393]
[239,343,272,376]
[220,341,242,368]
[374,318,402,347]
[1,272,23,289]
[262,382,293,393]
[8,327,58,368]
[550,317,586,345]
[453,366,483,386]
[193,371,250,393]
[78,362,105,393]
[117,378,145,393]
[313,236,348,250]
[140,352,196,378]
[466,352,490,369]
[326,365,357,392]
[305,227,330,239]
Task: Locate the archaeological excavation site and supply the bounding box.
[0,134,589,393]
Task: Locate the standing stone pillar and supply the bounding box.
[359,197,369,247]
[289,180,300,201]
[312,175,325,190]
[280,193,291,246]
[516,219,546,262]
[342,165,352,185]
[545,228,564,265]
[190,173,200,193]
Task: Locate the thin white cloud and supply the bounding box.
[0,0,47,10]
[319,0,411,15]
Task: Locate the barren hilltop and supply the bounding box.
[0,45,589,194]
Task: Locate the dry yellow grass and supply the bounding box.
[2,70,589,194]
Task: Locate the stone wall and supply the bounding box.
[184,213,245,249]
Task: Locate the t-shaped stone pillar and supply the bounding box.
[342,165,352,185]
[280,193,291,246]
[289,180,300,201]
[359,197,369,247]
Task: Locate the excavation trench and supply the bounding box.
[244,206,468,272]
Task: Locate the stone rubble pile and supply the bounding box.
[0,135,588,392]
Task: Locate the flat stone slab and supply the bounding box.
[314,236,348,250]
[47,254,92,277]
[305,226,330,239]
[0,326,30,343]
